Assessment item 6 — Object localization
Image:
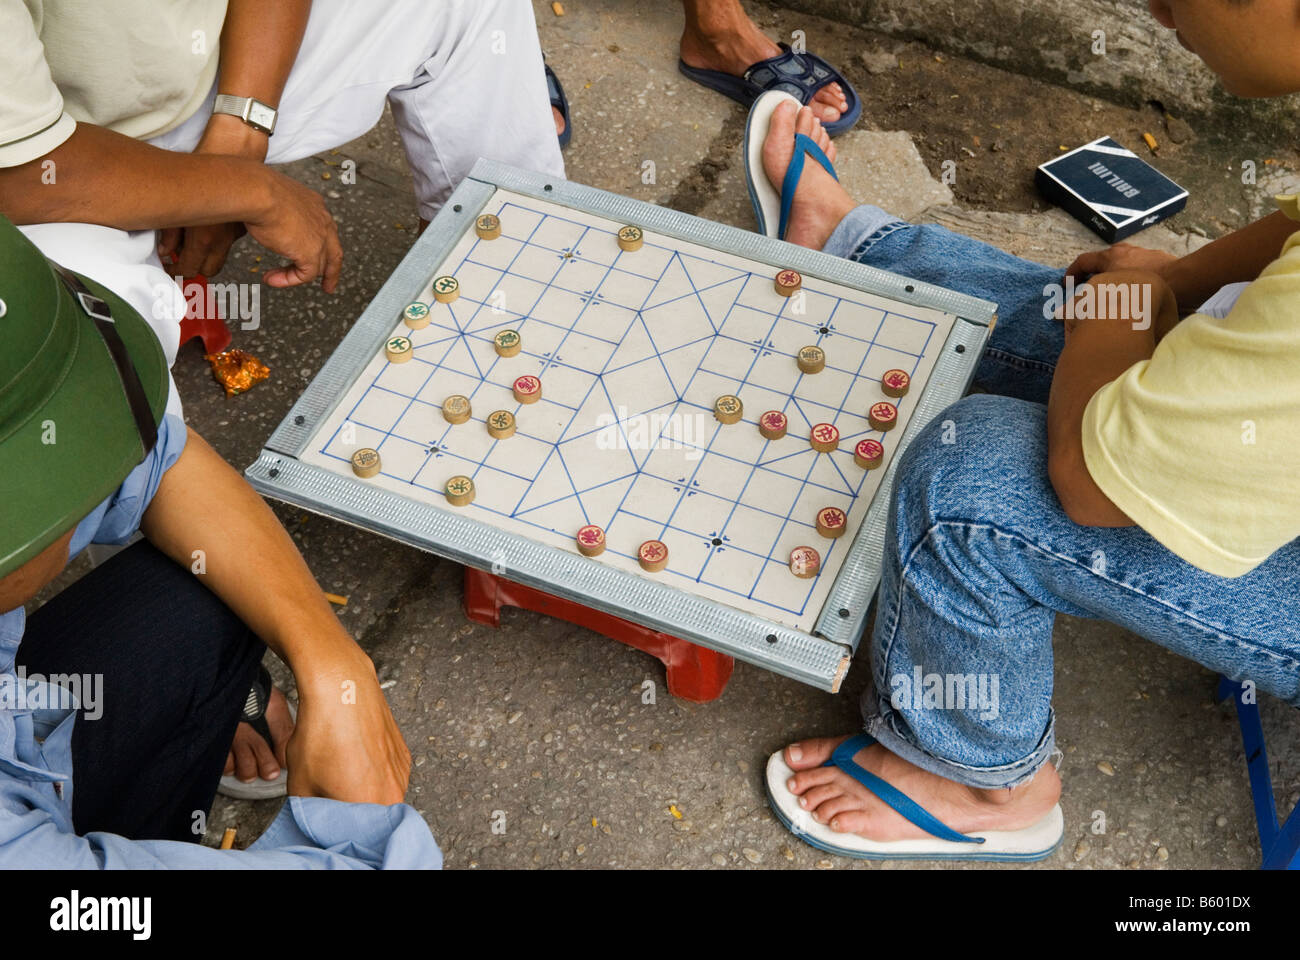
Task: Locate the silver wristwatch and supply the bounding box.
[212,94,278,135]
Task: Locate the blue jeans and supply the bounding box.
[823,207,1300,789]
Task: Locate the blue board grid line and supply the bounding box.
[315,195,949,621]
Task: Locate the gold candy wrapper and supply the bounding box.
[205,349,270,397]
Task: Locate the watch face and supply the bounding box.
[247,101,276,133]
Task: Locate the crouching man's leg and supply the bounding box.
[18,540,264,841]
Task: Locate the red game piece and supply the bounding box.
[513,374,542,404]
[759,410,788,440]
[815,507,848,539]
[809,422,840,453]
[789,546,821,579]
[881,368,911,398]
[638,539,669,572]
[576,525,606,557]
[868,401,898,432]
[854,438,884,470]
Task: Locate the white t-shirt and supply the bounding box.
[0,0,228,167]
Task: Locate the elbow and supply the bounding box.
[1048,449,1127,527]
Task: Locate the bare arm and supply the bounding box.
[1046,270,1176,526]
[1067,211,1299,317]
[1160,209,1298,311]
[140,429,410,804]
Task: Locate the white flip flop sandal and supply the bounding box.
[744,90,801,238]
[766,735,1064,862]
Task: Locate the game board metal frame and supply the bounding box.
[245,159,995,692]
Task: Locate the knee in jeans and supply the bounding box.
[892,394,1049,529]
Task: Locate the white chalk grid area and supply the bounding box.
[301,189,957,632]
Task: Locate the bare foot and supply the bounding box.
[552,104,566,139]
[761,101,856,249]
[782,735,1062,842]
[680,7,847,123]
[224,685,294,783]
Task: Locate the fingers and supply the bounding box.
[1065,249,1107,278]
[157,228,182,266]
[322,226,343,294]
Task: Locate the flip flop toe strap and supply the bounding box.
[778,132,839,241]
[825,734,984,845]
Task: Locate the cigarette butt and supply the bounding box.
[1142,132,1158,152]
[220,828,237,850]
[324,592,349,606]
[668,804,683,820]
[551,1,564,14]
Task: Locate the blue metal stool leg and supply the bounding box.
[1218,676,1300,870]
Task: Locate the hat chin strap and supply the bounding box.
[51,264,159,456]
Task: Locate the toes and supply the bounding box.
[252,732,280,781]
[786,765,838,796]
[797,783,846,816]
[232,738,259,783]
[223,751,235,777]
[810,793,864,826]
[826,809,874,835]
[783,736,845,770]
[794,104,817,139]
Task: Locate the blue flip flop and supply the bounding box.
[765,734,1065,862]
[679,42,862,137]
[744,91,839,240]
[545,62,572,149]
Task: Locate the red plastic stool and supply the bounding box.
[177,274,232,354]
[463,567,735,702]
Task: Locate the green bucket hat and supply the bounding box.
[0,216,169,580]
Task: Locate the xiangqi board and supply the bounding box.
[247,161,995,691]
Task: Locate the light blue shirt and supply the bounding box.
[0,413,441,868]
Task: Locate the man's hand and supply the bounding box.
[1065,242,1177,282]
[142,429,407,806]
[244,168,344,292]
[287,649,411,804]
[159,115,263,279]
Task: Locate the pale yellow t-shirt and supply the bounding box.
[0,0,228,167]
[1081,201,1300,578]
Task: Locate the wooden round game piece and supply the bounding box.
[475,214,502,240]
[774,269,802,297]
[868,401,899,432]
[432,275,460,304]
[493,329,522,357]
[486,409,516,439]
[638,540,669,572]
[714,394,743,425]
[789,546,821,579]
[815,506,848,539]
[350,448,381,479]
[444,475,475,507]
[512,374,542,404]
[576,525,606,557]
[809,422,840,453]
[881,368,911,398]
[384,335,413,364]
[758,410,788,440]
[442,394,472,425]
[854,438,884,470]
[617,226,644,251]
[402,301,431,329]
[796,345,826,374]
